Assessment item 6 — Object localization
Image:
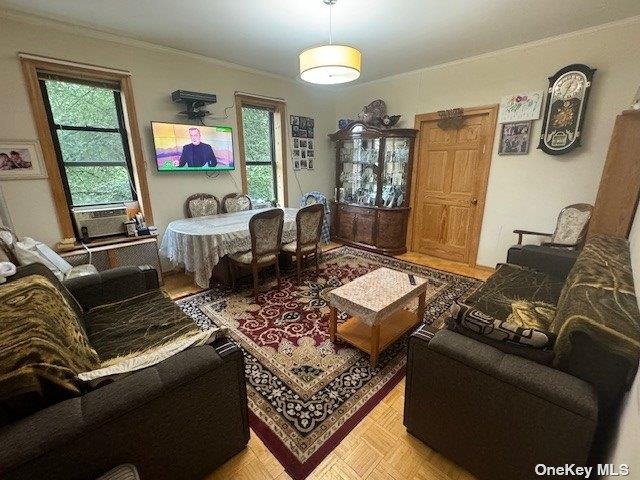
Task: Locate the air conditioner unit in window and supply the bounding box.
[72,204,128,239]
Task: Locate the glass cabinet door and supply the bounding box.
[381,137,411,208]
[337,137,380,206]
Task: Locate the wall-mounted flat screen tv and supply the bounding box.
[151,121,235,172]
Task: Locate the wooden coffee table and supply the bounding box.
[326,267,428,367]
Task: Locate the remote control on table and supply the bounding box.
[408,274,416,285]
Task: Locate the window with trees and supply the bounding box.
[38,76,137,207]
[236,94,288,207]
[241,105,277,204]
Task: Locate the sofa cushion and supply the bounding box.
[463,263,564,324]
[0,274,100,417]
[451,303,556,349]
[550,235,640,388]
[81,290,224,380]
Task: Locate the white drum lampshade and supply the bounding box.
[299,45,361,85]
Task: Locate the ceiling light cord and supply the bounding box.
[329,2,333,45]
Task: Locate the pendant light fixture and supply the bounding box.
[299,0,361,85]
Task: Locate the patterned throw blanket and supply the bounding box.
[79,290,225,381]
[0,275,100,405]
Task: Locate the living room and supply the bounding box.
[0,1,639,479]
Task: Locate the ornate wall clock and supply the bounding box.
[538,64,596,155]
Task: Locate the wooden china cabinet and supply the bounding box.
[329,122,417,255]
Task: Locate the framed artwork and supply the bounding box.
[290,116,315,138]
[293,159,301,170]
[308,158,314,170]
[0,140,47,180]
[499,121,532,155]
[300,158,308,169]
[538,64,596,155]
[498,91,544,123]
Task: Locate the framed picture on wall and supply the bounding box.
[0,140,47,180]
[498,121,532,155]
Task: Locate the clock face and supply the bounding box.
[539,64,595,155]
[553,72,586,100]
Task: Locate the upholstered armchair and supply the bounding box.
[222,193,252,213]
[281,204,325,283]
[508,204,593,277]
[184,193,220,218]
[228,208,283,302]
[513,203,593,249]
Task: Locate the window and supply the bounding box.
[236,94,288,207]
[241,106,277,204]
[39,76,137,207]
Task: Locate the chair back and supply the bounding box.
[296,204,324,250]
[222,193,252,213]
[249,209,284,258]
[551,203,593,246]
[185,194,219,218]
[300,191,331,244]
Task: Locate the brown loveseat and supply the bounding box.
[404,234,640,480]
[0,263,249,480]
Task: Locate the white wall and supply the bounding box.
[0,13,336,248]
[3,13,640,272]
[334,19,640,267]
[605,207,640,479]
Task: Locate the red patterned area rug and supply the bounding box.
[178,246,479,480]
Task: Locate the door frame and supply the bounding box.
[407,104,498,266]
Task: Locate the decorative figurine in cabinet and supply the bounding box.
[329,121,417,254]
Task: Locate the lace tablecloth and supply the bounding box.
[160,208,299,288]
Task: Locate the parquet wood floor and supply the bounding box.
[164,246,490,480]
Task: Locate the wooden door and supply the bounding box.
[410,107,497,263]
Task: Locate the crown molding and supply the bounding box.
[0,7,302,84]
[342,14,640,89]
[2,7,639,91]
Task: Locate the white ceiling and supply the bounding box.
[2,0,640,83]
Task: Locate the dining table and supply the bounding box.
[160,207,299,288]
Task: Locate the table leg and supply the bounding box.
[329,306,337,342]
[370,324,380,368]
[418,291,426,323]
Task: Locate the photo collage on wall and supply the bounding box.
[290,115,314,171]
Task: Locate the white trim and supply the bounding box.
[3,7,640,87]
[1,8,295,84]
[18,52,131,76]
[340,14,640,89]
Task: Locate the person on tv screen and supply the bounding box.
[174,127,218,168]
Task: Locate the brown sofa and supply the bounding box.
[404,234,640,480]
[0,263,249,480]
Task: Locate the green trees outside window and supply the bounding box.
[242,106,277,204]
[40,79,136,206]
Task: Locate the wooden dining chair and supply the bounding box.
[222,193,252,213]
[184,193,220,218]
[281,204,325,283]
[228,208,284,303]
